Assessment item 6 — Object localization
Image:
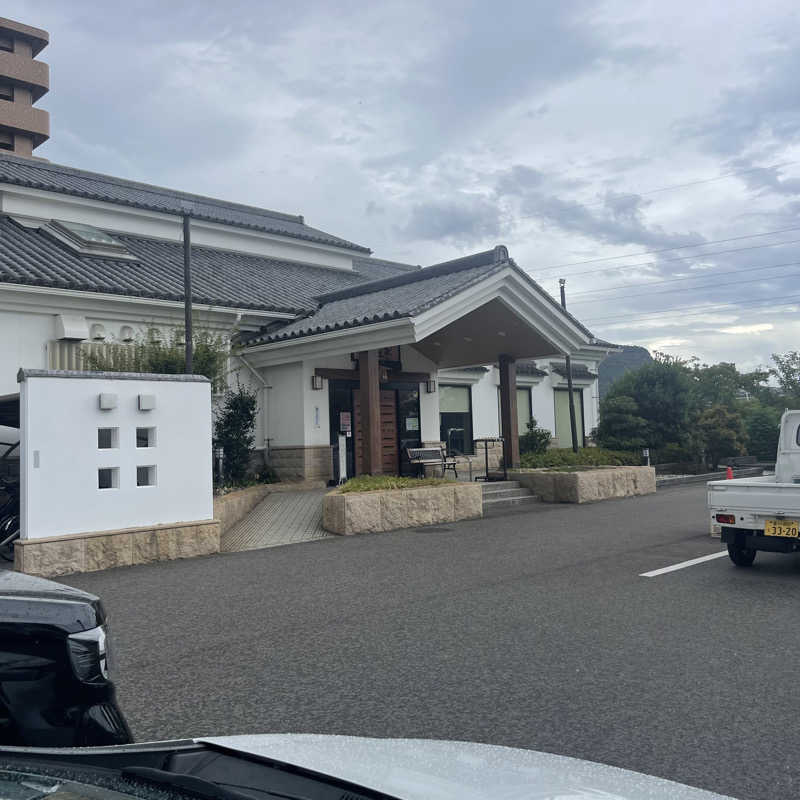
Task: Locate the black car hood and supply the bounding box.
[0,572,103,633]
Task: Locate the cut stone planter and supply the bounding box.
[509,466,656,504]
[323,483,483,535]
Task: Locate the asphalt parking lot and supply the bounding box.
[64,483,800,800]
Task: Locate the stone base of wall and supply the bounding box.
[323,483,482,535]
[213,484,273,535]
[14,519,220,578]
[510,466,656,503]
[269,445,332,482]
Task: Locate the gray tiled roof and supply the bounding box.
[352,255,420,279]
[246,247,511,346]
[516,361,548,377]
[0,216,400,313]
[550,362,597,380]
[0,152,370,253]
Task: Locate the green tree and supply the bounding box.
[519,417,552,455]
[741,402,781,461]
[691,361,743,408]
[600,353,695,450]
[595,395,648,451]
[698,404,746,468]
[770,351,800,405]
[213,382,258,486]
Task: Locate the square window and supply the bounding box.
[97,427,119,449]
[136,465,156,487]
[98,467,119,490]
[136,427,156,448]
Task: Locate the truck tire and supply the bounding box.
[727,542,756,567]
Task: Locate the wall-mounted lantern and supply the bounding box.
[426,379,437,394]
[311,375,324,390]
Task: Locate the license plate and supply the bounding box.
[764,519,800,538]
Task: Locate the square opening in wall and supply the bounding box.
[97,427,119,449]
[137,465,156,487]
[136,427,157,448]
[98,467,119,490]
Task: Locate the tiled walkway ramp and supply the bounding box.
[222,489,333,552]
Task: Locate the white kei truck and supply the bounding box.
[708,410,800,567]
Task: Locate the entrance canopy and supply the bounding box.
[242,245,596,367]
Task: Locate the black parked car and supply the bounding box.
[0,571,132,746]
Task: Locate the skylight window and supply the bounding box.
[53,220,126,249]
[46,220,136,260]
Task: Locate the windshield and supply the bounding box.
[0,769,139,800]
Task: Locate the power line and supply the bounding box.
[582,291,800,325]
[569,267,800,306]
[534,235,800,283]
[535,222,800,272]
[513,159,800,227]
[570,258,800,297]
[584,291,800,323]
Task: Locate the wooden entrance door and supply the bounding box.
[353,389,399,474]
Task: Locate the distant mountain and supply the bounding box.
[598,345,653,398]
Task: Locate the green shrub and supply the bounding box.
[214,382,258,486]
[654,442,699,464]
[519,447,641,469]
[339,475,449,493]
[519,417,552,455]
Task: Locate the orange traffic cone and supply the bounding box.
[726,466,734,480]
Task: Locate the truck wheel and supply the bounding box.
[727,543,756,567]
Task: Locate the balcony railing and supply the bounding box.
[48,340,137,372]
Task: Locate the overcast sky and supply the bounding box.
[8,0,800,370]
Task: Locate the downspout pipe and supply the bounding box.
[236,353,270,453]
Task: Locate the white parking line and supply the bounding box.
[640,550,728,577]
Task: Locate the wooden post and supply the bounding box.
[358,350,382,474]
[499,354,520,468]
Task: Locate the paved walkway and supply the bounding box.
[221,489,332,552]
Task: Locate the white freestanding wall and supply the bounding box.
[19,370,213,539]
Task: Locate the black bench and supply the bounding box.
[406,446,458,479]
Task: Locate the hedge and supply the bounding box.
[519,447,641,469]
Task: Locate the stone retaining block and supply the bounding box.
[510,466,656,503]
[14,519,220,578]
[323,483,483,535]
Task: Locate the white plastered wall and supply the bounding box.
[0,310,51,395]
[531,376,557,435]
[20,374,213,539]
[400,346,438,443]
[259,361,304,447]
[468,367,501,439]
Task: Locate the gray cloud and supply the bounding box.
[401,195,502,242]
[4,0,800,369]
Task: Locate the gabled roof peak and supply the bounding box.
[314,244,511,306]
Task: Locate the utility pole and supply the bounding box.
[559,278,579,453]
[183,214,193,373]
